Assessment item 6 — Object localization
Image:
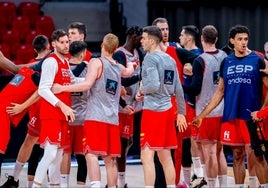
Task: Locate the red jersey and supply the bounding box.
[39,53,71,120]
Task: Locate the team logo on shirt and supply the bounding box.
[9,74,25,86]
[106,79,118,95]
[62,68,71,78]
[227,64,253,85]
[164,70,174,85]
[213,71,220,85]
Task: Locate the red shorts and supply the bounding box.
[198,116,222,142]
[183,101,195,139]
[140,108,177,150]
[119,112,134,138]
[27,100,41,137]
[83,120,121,157]
[64,126,84,154]
[220,119,251,146]
[39,119,70,149]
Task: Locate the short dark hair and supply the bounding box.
[67,22,87,39]
[32,35,49,53]
[228,24,250,39]
[182,25,199,41]
[69,41,87,57]
[126,26,142,36]
[51,29,68,42]
[143,25,162,43]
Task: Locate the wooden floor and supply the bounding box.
[0,162,252,187]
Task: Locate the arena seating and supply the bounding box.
[0,1,55,64]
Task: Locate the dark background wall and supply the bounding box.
[147,0,268,52]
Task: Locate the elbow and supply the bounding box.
[37,88,45,98]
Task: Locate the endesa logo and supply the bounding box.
[227,64,253,85]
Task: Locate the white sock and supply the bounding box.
[90,181,101,188]
[249,176,258,188]
[192,157,203,177]
[201,164,207,179]
[182,167,191,185]
[218,175,227,187]
[145,186,154,188]
[166,185,176,188]
[60,174,69,188]
[108,186,117,188]
[13,160,25,181]
[207,178,216,188]
[118,172,126,188]
[27,180,33,188]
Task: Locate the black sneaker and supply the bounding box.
[190,174,207,188]
[0,175,19,188]
[123,184,128,188]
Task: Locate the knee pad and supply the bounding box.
[181,138,192,167]
[76,154,87,183]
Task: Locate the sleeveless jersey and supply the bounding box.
[221,51,264,122]
[116,46,142,112]
[195,50,227,117]
[69,63,88,125]
[85,57,122,125]
[39,53,71,120]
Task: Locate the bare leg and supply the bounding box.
[141,147,155,186]
[103,155,118,187]
[157,149,175,186]
[232,146,246,184]
[85,153,101,187]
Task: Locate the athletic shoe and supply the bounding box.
[0,175,19,188]
[190,174,207,188]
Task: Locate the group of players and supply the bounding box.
[0,17,268,188]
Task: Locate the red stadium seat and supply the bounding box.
[35,15,55,39]
[0,43,11,59]
[18,1,41,28]
[0,2,17,28]
[11,16,31,43]
[25,29,42,45]
[15,44,35,64]
[2,30,21,59]
[0,17,8,43]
